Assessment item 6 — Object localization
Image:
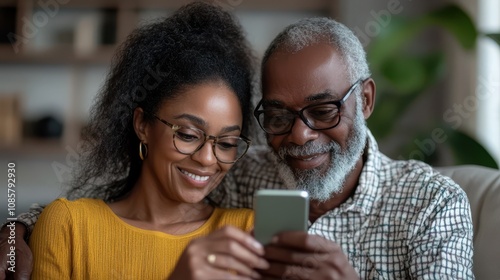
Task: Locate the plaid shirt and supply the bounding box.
[18,130,474,279]
[210,130,474,279]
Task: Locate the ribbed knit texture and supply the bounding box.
[30,198,254,279]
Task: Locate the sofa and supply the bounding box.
[435,165,500,280]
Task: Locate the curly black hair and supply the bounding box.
[66,2,256,200]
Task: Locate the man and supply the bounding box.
[1,17,473,279]
[212,17,473,279]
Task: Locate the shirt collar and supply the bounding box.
[342,128,382,215]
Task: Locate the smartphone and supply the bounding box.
[253,189,309,245]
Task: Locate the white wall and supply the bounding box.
[476,0,500,165]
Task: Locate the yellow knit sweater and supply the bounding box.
[30,198,254,279]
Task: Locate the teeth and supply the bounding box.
[299,156,316,161]
[181,169,209,182]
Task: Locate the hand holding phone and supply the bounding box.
[253,189,309,245]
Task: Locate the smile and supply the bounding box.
[286,153,329,170]
[293,155,318,161]
[180,169,210,182]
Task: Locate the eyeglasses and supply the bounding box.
[254,79,363,135]
[152,114,251,164]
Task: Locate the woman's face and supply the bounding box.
[140,81,243,204]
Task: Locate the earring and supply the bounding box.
[139,142,148,160]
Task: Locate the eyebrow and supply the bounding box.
[173,114,241,134]
[262,90,338,107]
[305,90,338,102]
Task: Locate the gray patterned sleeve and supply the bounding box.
[15,204,45,242]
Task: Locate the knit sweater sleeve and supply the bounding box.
[29,199,72,279]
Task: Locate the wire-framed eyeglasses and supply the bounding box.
[152,114,251,164]
[254,79,364,135]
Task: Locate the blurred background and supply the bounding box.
[0,0,499,222]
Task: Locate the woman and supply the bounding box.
[29,2,268,279]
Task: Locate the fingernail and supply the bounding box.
[252,240,264,252]
[271,236,278,244]
[259,258,270,269]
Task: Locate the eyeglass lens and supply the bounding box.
[257,103,341,135]
[173,126,248,163]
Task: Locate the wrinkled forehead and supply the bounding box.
[261,43,350,105]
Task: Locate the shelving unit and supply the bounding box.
[0,0,338,65]
[0,0,338,155]
[1,0,123,65]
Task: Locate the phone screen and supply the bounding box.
[253,189,309,245]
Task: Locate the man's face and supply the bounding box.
[261,43,367,201]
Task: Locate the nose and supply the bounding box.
[287,116,319,146]
[190,141,218,166]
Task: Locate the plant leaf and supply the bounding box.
[485,33,500,45]
[397,130,439,164]
[378,52,445,94]
[424,4,477,50]
[444,127,499,168]
[420,52,446,86]
[367,3,477,68]
[389,126,498,168]
[380,56,426,93]
[367,17,422,68]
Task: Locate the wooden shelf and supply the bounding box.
[0,0,16,7]
[135,0,333,11]
[1,0,338,65]
[0,138,68,157]
[0,0,334,11]
[0,44,116,64]
[0,0,340,11]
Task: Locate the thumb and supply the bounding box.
[13,258,32,280]
[14,269,32,280]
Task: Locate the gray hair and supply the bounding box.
[262,17,371,85]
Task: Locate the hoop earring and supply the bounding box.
[139,142,148,160]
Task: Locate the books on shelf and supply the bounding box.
[0,94,22,147]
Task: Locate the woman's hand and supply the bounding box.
[169,226,269,280]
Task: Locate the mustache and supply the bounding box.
[277,141,341,160]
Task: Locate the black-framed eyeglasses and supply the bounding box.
[151,114,251,164]
[254,79,364,135]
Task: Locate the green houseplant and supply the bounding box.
[366,3,499,168]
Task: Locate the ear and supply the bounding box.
[361,78,376,119]
[133,107,149,143]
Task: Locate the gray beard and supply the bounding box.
[269,97,367,202]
